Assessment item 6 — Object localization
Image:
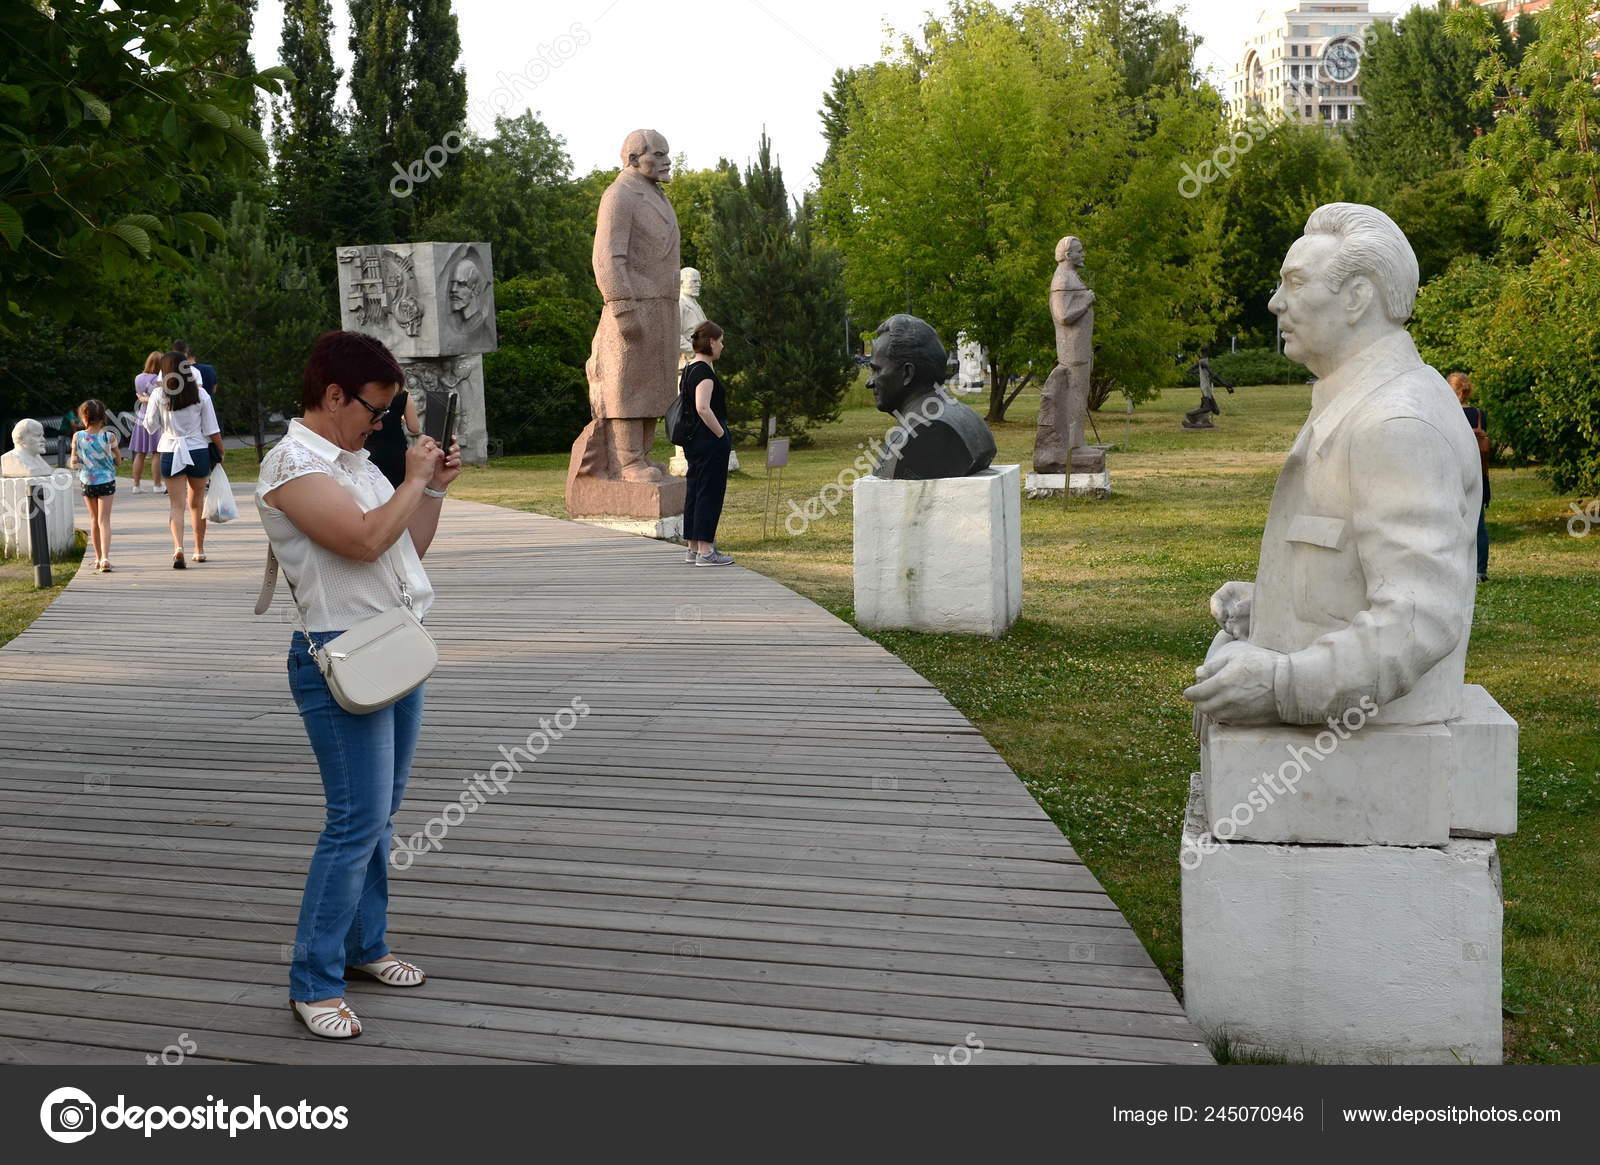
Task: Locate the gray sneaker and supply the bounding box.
[694,550,734,567]
[685,547,698,564]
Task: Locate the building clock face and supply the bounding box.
[1321,37,1361,83]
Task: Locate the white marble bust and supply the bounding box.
[1183,204,1480,727]
[2,419,54,477]
[679,266,706,365]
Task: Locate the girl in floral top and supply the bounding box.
[69,398,121,572]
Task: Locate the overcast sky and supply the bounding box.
[249,1,1426,187]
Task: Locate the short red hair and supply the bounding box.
[301,331,405,411]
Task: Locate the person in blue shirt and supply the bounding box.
[69,399,121,572]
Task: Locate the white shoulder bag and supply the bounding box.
[255,546,437,714]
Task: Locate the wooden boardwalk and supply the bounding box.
[0,493,1210,1065]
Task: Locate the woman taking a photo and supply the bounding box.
[681,320,734,567]
[257,330,460,1040]
[129,350,166,494]
[141,350,224,566]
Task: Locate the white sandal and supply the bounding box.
[290,998,362,1039]
[348,956,426,987]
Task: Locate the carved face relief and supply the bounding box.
[449,259,484,323]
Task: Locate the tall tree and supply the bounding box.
[215,0,262,127]
[1349,1,1513,194]
[818,0,1223,420]
[180,194,327,455]
[393,0,467,228]
[273,0,342,244]
[416,112,592,295]
[705,135,856,445]
[1217,123,1368,341]
[348,0,409,217]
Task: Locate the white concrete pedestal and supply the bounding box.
[1,473,77,559]
[574,514,684,541]
[852,464,1021,638]
[1181,778,1503,1064]
[1024,470,1111,499]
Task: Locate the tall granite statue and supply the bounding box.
[1178,204,1511,1066]
[867,315,996,480]
[1183,204,1480,727]
[566,129,685,524]
[1032,236,1099,475]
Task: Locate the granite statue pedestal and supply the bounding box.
[1,474,77,559]
[1182,686,1516,1064]
[1025,446,1111,498]
[853,464,1021,638]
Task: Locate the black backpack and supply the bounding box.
[666,361,703,445]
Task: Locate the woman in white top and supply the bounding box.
[140,350,224,567]
[257,330,460,1040]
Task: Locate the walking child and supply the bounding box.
[69,399,120,572]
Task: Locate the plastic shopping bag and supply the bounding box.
[204,464,240,523]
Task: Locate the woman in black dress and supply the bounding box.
[364,389,422,488]
[681,321,733,566]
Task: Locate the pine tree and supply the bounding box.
[348,0,410,203]
[705,135,856,446]
[181,195,328,456]
[395,0,468,229]
[274,0,342,244]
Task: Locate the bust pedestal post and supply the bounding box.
[852,465,1021,638]
[1,473,77,560]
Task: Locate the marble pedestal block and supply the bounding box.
[1181,780,1503,1064]
[1198,717,1453,846]
[1198,685,1518,846]
[1,474,77,559]
[1025,448,1111,499]
[1449,685,1519,838]
[853,464,1021,638]
[399,355,488,465]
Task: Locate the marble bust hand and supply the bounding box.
[1209,580,1254,641]
[1183,643,1281,724]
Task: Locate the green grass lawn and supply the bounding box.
[0,529,87,645]
[446,380,1599,1065]
[14,384,1595,1062]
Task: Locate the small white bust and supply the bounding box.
[679,266,707,360]
[2,419,54,477]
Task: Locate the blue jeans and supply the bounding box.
[286,631,426,1001]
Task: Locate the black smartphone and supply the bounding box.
[439,391,459,458]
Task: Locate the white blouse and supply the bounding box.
[256,419,434,632]
[141,387,220,471]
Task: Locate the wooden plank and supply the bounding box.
[0,496,1209,1064]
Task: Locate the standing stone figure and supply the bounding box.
[867,315,996,481]
[678,267,706,369]
[567,129,682,510]
[1182,348,1235,430]
[1183,203,1480,727]
[1032,236,1099,475]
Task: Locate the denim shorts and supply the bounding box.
[160,446,213,479]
